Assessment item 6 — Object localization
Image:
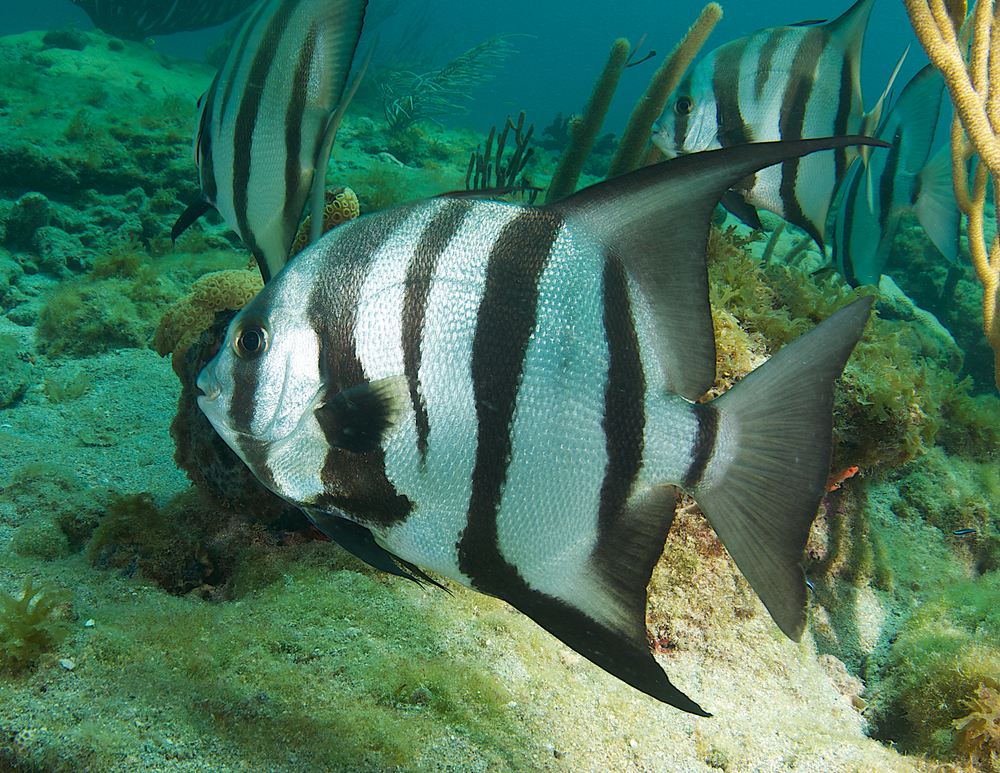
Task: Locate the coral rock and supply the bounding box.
[289,185,360,257]
[154,269,263,378]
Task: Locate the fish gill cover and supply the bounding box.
[70,0,258,40]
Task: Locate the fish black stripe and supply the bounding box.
[283,21,318,231]
[839,164,864,285]
[672,73,693,150]
[777,26,827,243]
[457,208,561,593]
[755,28,789,101]
[832,46,856,186]
[217,0,271,133]
[597,253,645,536]
[402,200,475,464]
[231,0,301,279]
[300,206,420,528]
[714,37,753,146]
[682,402,719,490]
[879,126,903,230]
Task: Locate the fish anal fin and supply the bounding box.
[914,147,961,263]
[511,485,709,714]
[317,375,408,454]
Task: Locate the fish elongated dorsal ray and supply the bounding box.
[548,136,886,401]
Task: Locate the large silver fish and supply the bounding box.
[196,137,878,715]
[651,0,888,250]
[832,64,960,287]
[172,0,368,282]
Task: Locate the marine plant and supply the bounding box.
[0,578,71,674]
[544,38,630,203]
[381,35,517,132]
[954,679,1000,767]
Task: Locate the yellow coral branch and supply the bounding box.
[903,0,1000,391]
[606,2,722,178]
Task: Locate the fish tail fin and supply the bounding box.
[914,147,961,264]
[688,296,873,640]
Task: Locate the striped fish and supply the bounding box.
[197,137,878,715]
[172,0,368,283]
[651,0,886,250]
[832,65,960,287]
[71,0,258,40]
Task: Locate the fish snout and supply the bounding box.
[196,365,222,403]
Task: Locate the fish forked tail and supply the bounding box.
[687,296,873,641]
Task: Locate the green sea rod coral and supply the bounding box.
[0,578,70,673]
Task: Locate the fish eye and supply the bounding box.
[673,96,693,116]
[234,321,269,360]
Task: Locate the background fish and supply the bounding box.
[70,0,258,40]
[832,64,960,287]
[172,0,368,283]
[651,0,888,250]
[196,137,877,715]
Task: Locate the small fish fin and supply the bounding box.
[548,137,884,400]
[437,185,544,200]
[914,146,961,263]
[304,508,448,591]
[861,47,909,143]
[720,190,763,230]
[170,199,212,242]
[309,40,375,246]
[318,375,408,453]
[501,485,710,715]
[690,297,873,640]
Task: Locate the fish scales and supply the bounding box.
[198,138,881,714]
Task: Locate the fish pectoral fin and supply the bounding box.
[170,199,212,242]
[304,507,449,591]
[317,375,408,453]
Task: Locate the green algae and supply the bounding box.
[1,542,540,772]
[0,578,71,674]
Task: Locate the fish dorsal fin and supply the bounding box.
[309,42,376,246]
[826,0,876,52]
[915,146,961,262]
[548,136,886,401]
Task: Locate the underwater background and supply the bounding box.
[0,0,998,772]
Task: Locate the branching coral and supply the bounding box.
[903,0,1000,392]
[154,269,263,379]
[1,578,71,673]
